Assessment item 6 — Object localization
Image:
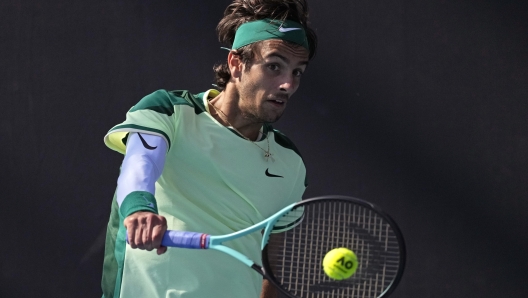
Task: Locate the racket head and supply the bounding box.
[261,195,406,298]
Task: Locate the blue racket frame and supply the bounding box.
[159,201,297,271]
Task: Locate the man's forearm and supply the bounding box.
[260,279,278,298]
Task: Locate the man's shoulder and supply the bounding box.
[129,89,206,116]
[270,127,303,160]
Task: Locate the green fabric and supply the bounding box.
[232,18,309,50]
[119,191,158,218]
[101,192,126,298]
[102,89,307,297]
[110,124,171,150]
[104,90,189,154]
[273,129,307,186]
[112,215,128,298]
[129,90,194,116]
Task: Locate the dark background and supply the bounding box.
[1,0,527,297]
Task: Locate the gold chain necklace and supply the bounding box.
[208,102,273,162]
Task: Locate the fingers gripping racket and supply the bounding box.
[156,196,405,298]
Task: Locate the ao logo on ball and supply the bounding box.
[336,256,355,269]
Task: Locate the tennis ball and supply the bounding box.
[322,247,358,280]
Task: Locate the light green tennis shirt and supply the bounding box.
[101,89,307,298]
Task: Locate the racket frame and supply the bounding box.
[207,201,297,270]
[261,195,407,298]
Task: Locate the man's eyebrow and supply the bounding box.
[266,53,309,66]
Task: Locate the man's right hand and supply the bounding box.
[124,211,168,255]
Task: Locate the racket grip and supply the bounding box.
[161,230,210,249]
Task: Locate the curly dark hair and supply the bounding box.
[213,0,318,90]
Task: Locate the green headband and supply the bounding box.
[232,19,309,50]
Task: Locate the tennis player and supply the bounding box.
[101,0,317,297]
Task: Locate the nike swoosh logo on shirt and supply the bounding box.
[278,27,302,33]
[141,195,155,208]
[265,168,283,178]
[137,133,157,150]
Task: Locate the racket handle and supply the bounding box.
[161,230,210,249]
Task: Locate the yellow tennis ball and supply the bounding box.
[322,247,358,280]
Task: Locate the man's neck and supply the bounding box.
[208,90,263,141]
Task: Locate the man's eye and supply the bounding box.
[268,64,279,71]
[293,70,304,77]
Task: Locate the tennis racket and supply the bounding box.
[157,195,405,298]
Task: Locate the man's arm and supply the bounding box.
[261,279,279,298]
[117,132,168,254]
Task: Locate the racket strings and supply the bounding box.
[266,200,403,298]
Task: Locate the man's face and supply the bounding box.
[235,39,310,123]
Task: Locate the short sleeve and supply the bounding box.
[104,90,191,154]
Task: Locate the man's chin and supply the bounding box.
[263,113,283,123]
[244,107,284,124]
[263,106,286,123]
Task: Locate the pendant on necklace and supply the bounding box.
[265,152,274,162]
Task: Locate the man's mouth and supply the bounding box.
[268,95,288,106]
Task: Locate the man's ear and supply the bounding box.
[227,51,243,79]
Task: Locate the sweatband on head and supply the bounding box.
[232,18,309,50]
